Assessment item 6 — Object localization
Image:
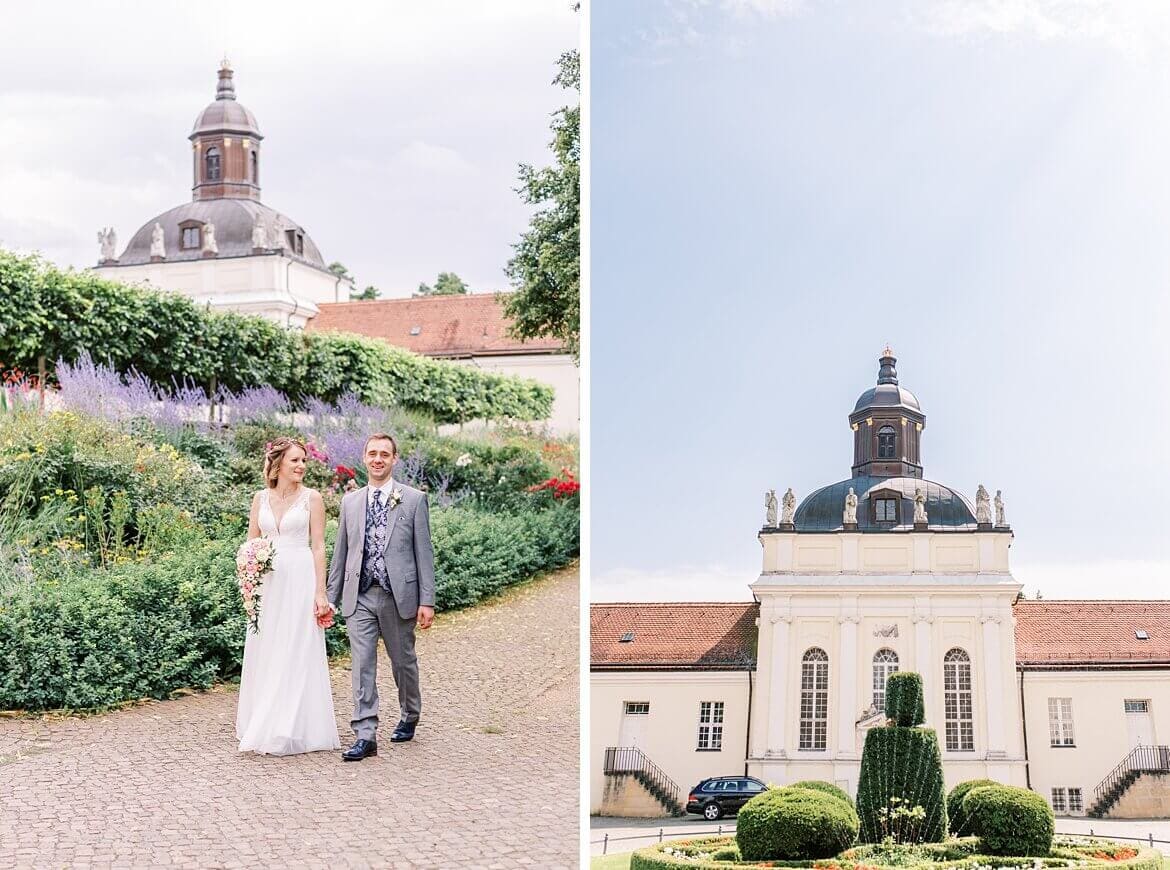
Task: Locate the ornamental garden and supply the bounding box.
[0,250,578,713]
[631,673,1159,870]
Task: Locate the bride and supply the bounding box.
[236,437,340,755]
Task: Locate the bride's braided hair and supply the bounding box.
[263,437,307,489]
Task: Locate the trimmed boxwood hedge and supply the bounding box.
[0,250,553,424]
[628,835,1164,870]
[789,780,854,808]
[856,727,948,843]
[946,778,998,836]
[735,787,859,861]
[962,784,1055,857]
[884,671,925,726]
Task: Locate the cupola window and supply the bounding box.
[180,225,201,250]
[877,425,897,458]
[251,150,259,184]
[205,147,221,182]
[284,229,304,255]
[874,497,898,524]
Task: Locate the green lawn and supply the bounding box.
[591,853,632,870]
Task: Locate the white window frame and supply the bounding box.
[1068,788,1083,814]
[799,647,829,751]
[943,648,974,752]
[1048,697,1075,747]
[624,701,649,715]
[1051,787,1067,813]
[872,648,899,712]
[696,701,724,751]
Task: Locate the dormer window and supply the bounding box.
[284,229,304,255]
[877,425,897,459]
[871,490,901,526]
[179,221,202,250]
[205,147,221,182]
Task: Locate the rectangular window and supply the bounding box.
[1068,788,1083,813]
[1124,699,1149,714]
[624,701,649,715]
[1048,698,1075,747]
[181,227,200,249]
[697,701,724,751]
[875,498,897,522]
[1051,788,1066,813]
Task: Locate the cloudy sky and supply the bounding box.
[0,1,577,296]
[591,0,1170,601]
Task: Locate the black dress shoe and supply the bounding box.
[342,739,377,761]
[390,720,417,743]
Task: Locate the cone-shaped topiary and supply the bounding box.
[947,778,999,836]
[736,787,859,861]
[856,671,947,844]
[884,671,925,727]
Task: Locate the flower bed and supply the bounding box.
[628,836,1163,870]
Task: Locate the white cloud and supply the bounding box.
[592,565,756,602]
[721,0,804,18]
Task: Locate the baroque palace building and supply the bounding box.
[591,351,1170,820]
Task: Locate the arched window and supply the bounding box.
[872,649,899,712]
[205,147,221,182]
[799,647,829,750]
[251,150,259,184]
[943,648,974,751]
[877,425,897,458]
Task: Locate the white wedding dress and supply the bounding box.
[236,488,340,755]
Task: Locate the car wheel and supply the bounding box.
[703,802,723,821]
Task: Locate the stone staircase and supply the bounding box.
[1088,745,1170,818]
[600,746,686,817]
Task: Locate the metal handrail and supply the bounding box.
[603,746,683,810]
[1092,744,1170,808]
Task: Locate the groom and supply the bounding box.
[325,433,436,761]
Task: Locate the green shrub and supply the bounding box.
[947,778,999,836]
[963,784,1054,857]
[736,787,859,861]
[856,725,947,843]
[790,780,854,808]
[0,249,554,424]
[884,671,925,726]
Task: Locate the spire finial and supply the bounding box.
[216,58,236,101]
[877,347,898,385]
[882,344,894,358]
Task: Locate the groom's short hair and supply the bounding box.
[364,432,398,457]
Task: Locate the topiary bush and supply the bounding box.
[947,778,999,836]
[789,780,854,808]
[963,784,1055,857]
[884,670,925,726]
[735,786,859,861]
[856,670,947,844]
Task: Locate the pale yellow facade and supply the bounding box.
[452,353,579,434]
[590,671,751,814]
[1020,668,1170,816]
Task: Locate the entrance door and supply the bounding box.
[1125,699,1154,749]
[616,701,650,770]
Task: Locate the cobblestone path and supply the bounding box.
[0,566,580,869]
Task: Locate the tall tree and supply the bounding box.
[415,272,470,296]
[503,50,580,359]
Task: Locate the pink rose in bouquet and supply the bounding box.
[236,536,276,634]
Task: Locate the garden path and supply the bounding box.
[0,565,580,870]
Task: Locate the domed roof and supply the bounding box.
[190,60,262,139]
[117,199,324,267]
[793,476,977,531]
[852,347,920,414]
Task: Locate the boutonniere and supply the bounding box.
[389,487,403,509]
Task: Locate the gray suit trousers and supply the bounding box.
[349,583,420,740]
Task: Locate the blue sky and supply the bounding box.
[590,1,1170,601]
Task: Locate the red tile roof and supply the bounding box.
[1014,600,1170,666]
[591,603,760,670]
[309,294,564,357]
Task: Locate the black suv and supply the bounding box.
[686,776,767,820]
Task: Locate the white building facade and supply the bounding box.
[590,352,1170,819]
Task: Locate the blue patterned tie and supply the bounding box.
[362,489,390,592]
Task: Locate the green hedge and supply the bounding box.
[0,250,553,423]
[856,726,948,843]
[628,835,1164,870]
[963,785,1054,857]
[736,787,858,861]
[0,503,577,712]
[946,778,998,836]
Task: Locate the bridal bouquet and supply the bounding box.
[236,536,275,634]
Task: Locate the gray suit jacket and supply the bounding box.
[326,482,436,620]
